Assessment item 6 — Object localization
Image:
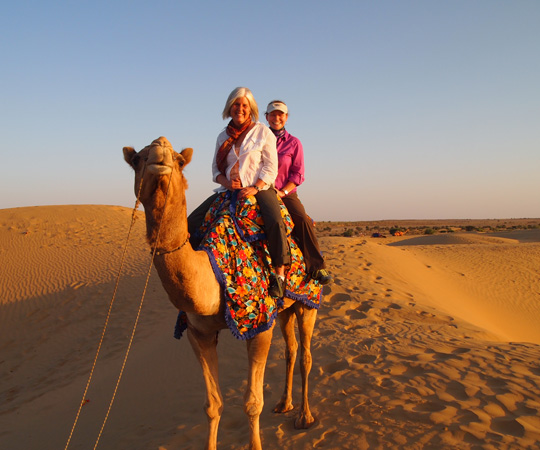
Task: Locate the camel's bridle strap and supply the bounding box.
[153,234,190,256]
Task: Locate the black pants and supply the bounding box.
[282,192,325,273]
[187,192,220,248]
[187,189,290,267]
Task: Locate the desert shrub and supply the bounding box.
[343,229,354,237]
[424,228,435,235]
[389,227,407,236]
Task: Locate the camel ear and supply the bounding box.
[123,147,137,167]
[179,148,193,167]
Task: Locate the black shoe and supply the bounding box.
[268,276,285,298]
[311,269,332,285]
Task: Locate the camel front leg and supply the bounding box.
[245,325,274,450]
[187,328,223,450]
[273,307,297,414]
[294,306,317,429]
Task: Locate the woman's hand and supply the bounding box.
[238,186,258,200]
[217,175,241,191]
[230,178,242,190]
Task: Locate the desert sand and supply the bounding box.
[1,205,540,449]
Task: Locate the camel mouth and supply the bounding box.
[147,164,173,175]
[145,143,174,175]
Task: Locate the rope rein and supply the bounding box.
[65,159,177,450]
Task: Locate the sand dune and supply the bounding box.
[1,206,539,449]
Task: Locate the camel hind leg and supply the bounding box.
[294,304,317,429]
[187,327,223,450]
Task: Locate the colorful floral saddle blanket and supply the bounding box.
[174,190,322,340]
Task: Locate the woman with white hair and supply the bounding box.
[188,87,290,297]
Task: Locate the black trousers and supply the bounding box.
[187,189,290,267]
[282,192,325,273]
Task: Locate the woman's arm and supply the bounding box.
[238,178,266,200]
[257,128,278,186]
[216,173,236,190]
[287,138,305,187]
[277,182,297,198]
[211,137,221,183]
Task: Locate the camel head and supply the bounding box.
[123,136,192,175]
[123,137,193,243]
[123,136,193,200]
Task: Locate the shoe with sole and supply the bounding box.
[311,269,332,285]
[268,276,285,298]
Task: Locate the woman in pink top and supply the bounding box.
[265,100,332,285]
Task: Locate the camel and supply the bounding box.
[123,137,317,450]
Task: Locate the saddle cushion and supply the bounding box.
[175,191,322,340]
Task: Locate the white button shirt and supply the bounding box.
[212,122,278,193]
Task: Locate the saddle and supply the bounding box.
[175,191,322,340]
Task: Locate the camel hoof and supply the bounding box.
[273,400,294,414]
[294,413,315,429]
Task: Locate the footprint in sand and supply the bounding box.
[429,405,459,425]
[323,359,350,374]
[345,309,367,320]
[352,354,376,364]
[358,338,375,350]
[356,301,373,313]
[490,417,525,437]
[330,292,351,303]
[375,376,394,388]
[446,379,470,401]
[451,347,471,355]
[413,401,446,413]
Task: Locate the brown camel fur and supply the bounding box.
[123,137,317,449]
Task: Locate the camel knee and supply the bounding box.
[244,389,264,417]
[301,348,312,372]
[244,399,263,417]
[286,342,298,363]
[204,397,224,420]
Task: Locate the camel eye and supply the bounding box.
[175,155,185,168]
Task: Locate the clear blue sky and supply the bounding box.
[2,1,539,220]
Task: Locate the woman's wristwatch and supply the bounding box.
[283,189,289,196]
[254,185,262,192]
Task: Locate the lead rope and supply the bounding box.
[64,162,175,450]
